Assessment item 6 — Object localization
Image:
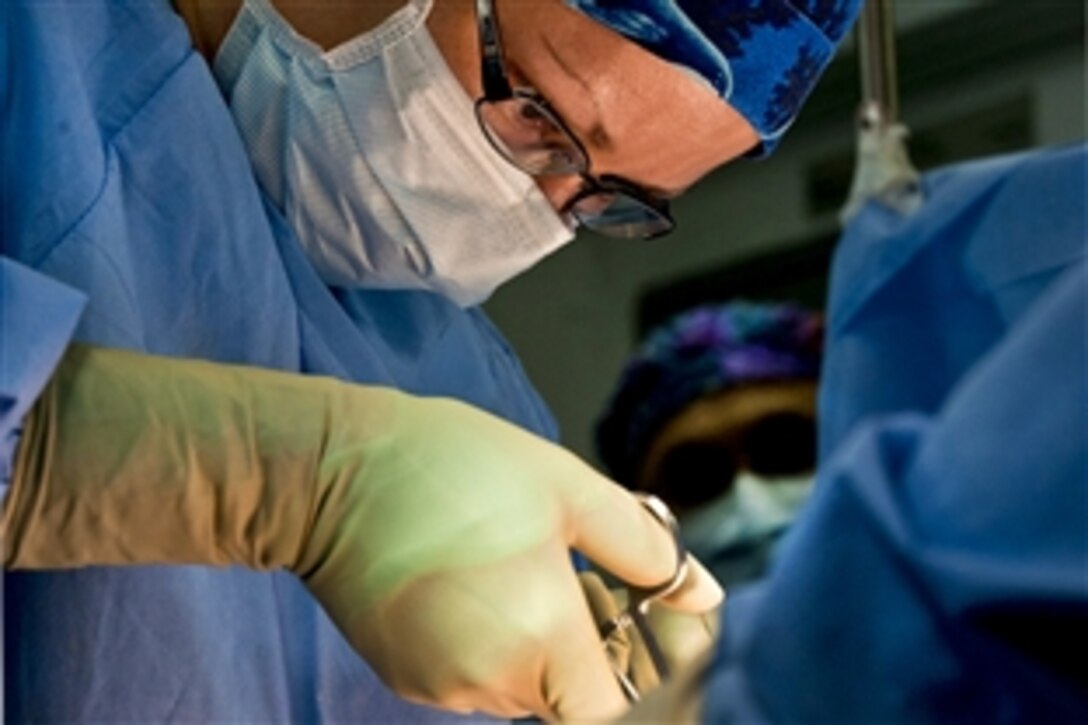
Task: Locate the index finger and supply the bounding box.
[554,455,723,613]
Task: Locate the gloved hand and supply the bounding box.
[579,572,721,702]
[4,344,722,721]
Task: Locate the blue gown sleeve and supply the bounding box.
[702,258,1088,721]
[0,257,86,490]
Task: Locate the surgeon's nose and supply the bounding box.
[535,174,587,214]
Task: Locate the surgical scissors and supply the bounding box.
[599,493,691,703]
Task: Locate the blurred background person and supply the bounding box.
[596,301,824,589]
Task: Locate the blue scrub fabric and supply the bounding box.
[2,1,553,721]
[0,260,86,490]
[702,144,1088,721]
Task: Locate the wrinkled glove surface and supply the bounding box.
[5,344,722,721]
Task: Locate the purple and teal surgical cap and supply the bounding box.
[596,301,824,486]
[566,0,864,155]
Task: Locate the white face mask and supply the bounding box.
[214,0,574,307]
[679,471,814,562]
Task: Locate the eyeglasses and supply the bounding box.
[472,0,676,240]
[647,411,818,512]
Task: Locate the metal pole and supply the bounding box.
[840,0,922,222]
[857,0,900,125]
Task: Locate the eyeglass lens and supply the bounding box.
[477,96,673,237]
[647,412,818,512]
[570,192,674,239]
[475,95,586,175]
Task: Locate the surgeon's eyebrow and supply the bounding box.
[540,36,616,153]
[540,37,691,201]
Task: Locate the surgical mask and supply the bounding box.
[679,471,813,562]
[214,0,573,307]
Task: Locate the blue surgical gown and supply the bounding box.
[5,1,1086,721]
[2,1,553,721]
[702,144,1088,721]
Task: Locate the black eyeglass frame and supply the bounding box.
[472,0,676,240]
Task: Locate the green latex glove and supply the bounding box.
[4,344,722,721]
[579,572,720,703]
[614,649,712,725]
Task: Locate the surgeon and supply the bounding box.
[1,0,862,721]
[597,302,824,589]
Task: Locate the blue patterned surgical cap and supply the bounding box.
[566,0,864,155]
[596,301,824,486]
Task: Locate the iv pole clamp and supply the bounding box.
[841,0,922,223]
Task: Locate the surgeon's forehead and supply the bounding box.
[521,5,756,190]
